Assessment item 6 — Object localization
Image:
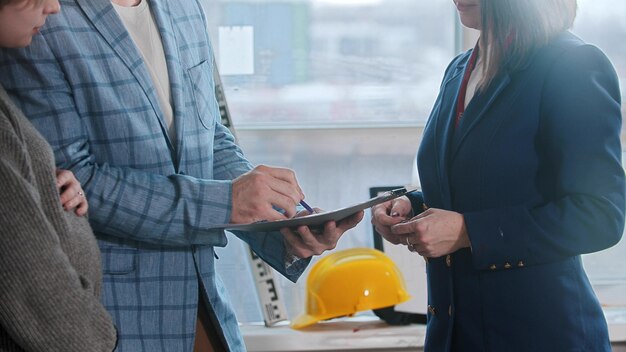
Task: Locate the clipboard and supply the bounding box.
[207,187,414,232]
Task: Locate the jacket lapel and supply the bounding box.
[75,0,175,152]
[451,41,555,159]
[451,72,511,159]
[432,62,466,209]
[148,0,186,162]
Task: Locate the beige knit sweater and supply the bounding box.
[0,86,117,351]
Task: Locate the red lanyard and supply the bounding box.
[455,43,480,128]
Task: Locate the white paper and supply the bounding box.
[218,26,254,75]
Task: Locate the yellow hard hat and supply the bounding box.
[291,247,411,329]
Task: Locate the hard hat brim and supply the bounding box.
[290,313,322,330]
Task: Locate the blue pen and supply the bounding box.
[300,200,314,214]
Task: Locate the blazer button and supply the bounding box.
[489,264,497,270]
[504,262,512,269]
[428,305,436,315]
[517,261,525,268]
[445,255,452,267]
[448,305,452,316]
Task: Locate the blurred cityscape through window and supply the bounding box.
[203,0,455,128]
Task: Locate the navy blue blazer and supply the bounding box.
[407,32,624,351]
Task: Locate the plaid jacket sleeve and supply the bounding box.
[0,4,251,247]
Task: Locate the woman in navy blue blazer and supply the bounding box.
[372,0,624,350]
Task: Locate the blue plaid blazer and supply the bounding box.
[0,0,308,350]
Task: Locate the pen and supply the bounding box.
[300,200,314,214]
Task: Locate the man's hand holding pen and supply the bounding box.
[231,165,305,223]
[230,164,363,258]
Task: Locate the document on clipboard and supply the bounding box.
[207,187,414,232]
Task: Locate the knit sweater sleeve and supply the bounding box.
[0,124,117,351]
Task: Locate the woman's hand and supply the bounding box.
[370,196,412,244]
[56,169,88,216]
[391,208,470,258]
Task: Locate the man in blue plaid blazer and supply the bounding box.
[0,0,362,350]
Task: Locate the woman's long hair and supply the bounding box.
[478,0,578,91]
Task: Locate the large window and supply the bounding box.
[203,0,457,323]
[203,0,626,324]
[203,0,455,128]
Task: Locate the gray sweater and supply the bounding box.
[0,86,117,351]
